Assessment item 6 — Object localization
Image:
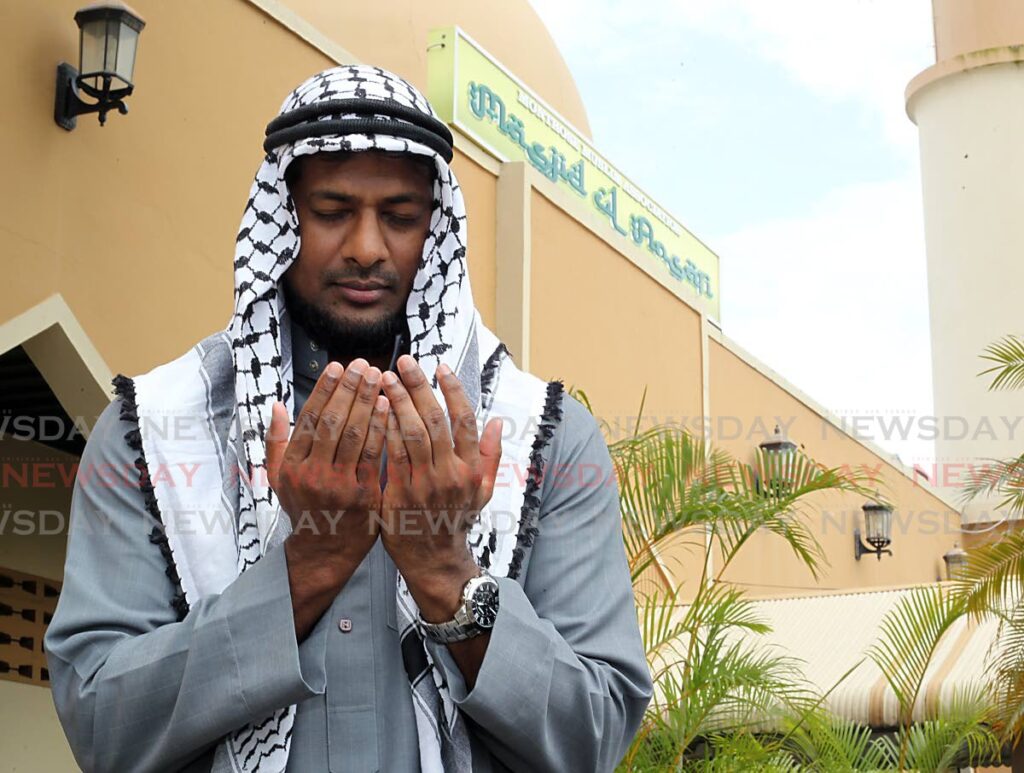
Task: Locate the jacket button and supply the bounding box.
[338,618,353,633]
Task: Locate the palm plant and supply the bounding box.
[866,584,1003,768]
[948,333,1024,750]
[572,388,876,770]
[574,365,1014,770]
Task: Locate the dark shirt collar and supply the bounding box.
[290,317,328,381]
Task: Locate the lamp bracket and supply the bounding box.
[854,528,893,562]
[54,62,132,131]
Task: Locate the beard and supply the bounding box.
[281,273,408,361]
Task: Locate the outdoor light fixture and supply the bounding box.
[54,3,145,131]
[759,425,797,455]
[943,542,968,580]
[854,499,894,561]
[756,425,797,497]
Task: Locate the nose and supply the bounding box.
[343,209,387,267]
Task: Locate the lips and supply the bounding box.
[331,282,388,305]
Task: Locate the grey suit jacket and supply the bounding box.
[44,324,653,772]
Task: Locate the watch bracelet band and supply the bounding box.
[417,572,494,643]
[418,614,486,643]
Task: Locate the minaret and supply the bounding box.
[906,0,1024,526]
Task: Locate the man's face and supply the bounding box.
[281,150,434,354]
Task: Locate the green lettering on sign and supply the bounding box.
[427,26,721,319]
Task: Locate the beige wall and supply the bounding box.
[707,339,961,593]
[528,192,704,432]
[453,149,498,326]
[3,0,340,378]
[279,0,592,139]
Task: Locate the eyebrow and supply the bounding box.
[309,191,430,206]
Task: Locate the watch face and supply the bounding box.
[469,580,500,628]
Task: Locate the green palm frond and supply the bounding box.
[714,448,877,577]
[975,598,1024,746]
[607,388,921,770]
[953,531,1024,618]
[698,732,803,771]
[780,710,894,771]
[652,639,809,759]
[624,585,812,769]
[868,585,967,725]
[885,685,1001,770]
[979,334,1024,391]
[959,454,1024,513]
[867,585,970,768]
[637,585,695,665]
[612,425,732,580]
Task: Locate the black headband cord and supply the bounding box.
[263,98,454,162]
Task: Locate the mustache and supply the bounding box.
[324,269,400,287]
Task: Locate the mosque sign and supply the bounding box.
[427,26,721,320]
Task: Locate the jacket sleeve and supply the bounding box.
[43,397,329,773]
[425,393,654,772]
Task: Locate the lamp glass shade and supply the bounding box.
[864,505,892,547]
[944,545,968,580]
[75,5,144,91]
[78,18,110,90]
[113,21,139,83]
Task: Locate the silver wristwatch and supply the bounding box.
[417,572,500,643]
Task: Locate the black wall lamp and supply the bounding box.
[854,499,894,561]
[54,3,145,131]
[756,425,798,497]
[759,425,797,455]
[943,542,968,580]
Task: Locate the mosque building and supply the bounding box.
[0,0,1008,767]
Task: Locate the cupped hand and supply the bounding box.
[265,358,389,571]
[378,355,503,595]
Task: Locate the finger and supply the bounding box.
[310,358,369,465]
[477,418,503,505]
[395,355,454,465]
[287,361,343,462]
[381,368,432,470]
[436,362,480,463]
[356,395,389,488]
[384,406,411,488]
[265,400,290,491]
[334,366,381,468]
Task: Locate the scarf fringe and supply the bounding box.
[111,374,190,621]
[478,342,509,409]
[507,379,564,580]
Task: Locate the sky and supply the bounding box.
[527,0,938,468]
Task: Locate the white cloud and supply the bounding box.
[528,0,939,465]
[532,0,934,151]
[716,173,935,465]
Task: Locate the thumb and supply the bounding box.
[478,417,503,504]
[265,401,290,491]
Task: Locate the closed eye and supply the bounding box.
[313,210,351,221]
[385,212,427,228]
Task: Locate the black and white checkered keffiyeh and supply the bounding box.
[113,65,564,772]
